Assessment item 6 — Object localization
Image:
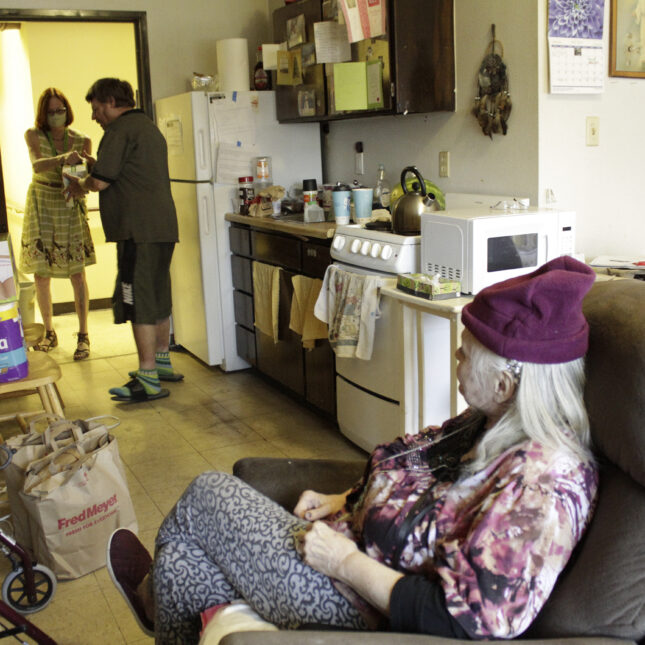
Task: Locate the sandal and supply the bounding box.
[73,333,90,361]
[109,378,169,403]
[35,329,58,352]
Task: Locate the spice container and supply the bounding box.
[237,176,255,215]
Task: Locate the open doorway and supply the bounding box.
[0,10,152,363]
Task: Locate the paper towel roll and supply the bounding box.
[216,38,250,92]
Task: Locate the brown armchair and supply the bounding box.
[230,278,645,645]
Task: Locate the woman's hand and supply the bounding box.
[294,490,348,521]
[301,520,358,579]
[63,151,83,166]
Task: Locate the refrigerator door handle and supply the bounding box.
[200,191,212,237]
[197,128,209,175]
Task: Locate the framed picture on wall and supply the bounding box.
[610,0,645,77]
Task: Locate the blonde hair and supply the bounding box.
[464,336,593,473]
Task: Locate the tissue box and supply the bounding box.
[396,273,461,300]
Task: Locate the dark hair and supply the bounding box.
[85,78,135,108]
[35,88,73,131]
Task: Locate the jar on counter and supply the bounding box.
[238,176,255,215]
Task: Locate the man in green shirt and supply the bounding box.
[64,78,181,401]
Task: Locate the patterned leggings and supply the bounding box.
[153,472,367,644]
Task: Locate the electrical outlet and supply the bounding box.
[439,151,450,177]
[586,116,599,146]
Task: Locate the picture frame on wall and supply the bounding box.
[610,0,645,77]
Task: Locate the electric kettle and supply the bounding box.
[391,166,437,235]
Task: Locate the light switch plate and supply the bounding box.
[439,151,450,177]
[586,116,599,146]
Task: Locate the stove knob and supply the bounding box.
[350,239,361,254]
[381,245,393,260]
[332,235,345,251]
[370,243,382,258]
[360,240,371,255]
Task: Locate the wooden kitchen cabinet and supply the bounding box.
[272,0,455,123]
[228,221,336,417]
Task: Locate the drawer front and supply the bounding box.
[233,291,254,329]
[229,225,251,257]
[302,241,331,279]
[231,256,253,293]
[235,324,256,366]
[252,230,301,272]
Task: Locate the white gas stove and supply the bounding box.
[330,224,420,275]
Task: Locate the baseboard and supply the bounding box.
[53,297,112,315]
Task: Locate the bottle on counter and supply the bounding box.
[253,46,272,91]
[237,176,255,215]
[373,163,391,209]
[303,178,324,223]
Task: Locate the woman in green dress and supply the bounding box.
[21,88,96,360]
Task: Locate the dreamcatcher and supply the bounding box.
[472,25,511,139]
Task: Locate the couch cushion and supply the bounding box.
[583,280,645,487]
[526,463,645,641]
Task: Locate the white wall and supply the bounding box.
[4,0,272,102]
[537,1,645,259]
[324,1,540,202]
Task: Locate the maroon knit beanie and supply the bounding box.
[461,256,596,364]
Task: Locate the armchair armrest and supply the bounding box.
[221,631,636,645]
[233,457,365,512]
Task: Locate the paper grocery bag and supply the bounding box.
[20,432,137,580]
[3,415,118,553]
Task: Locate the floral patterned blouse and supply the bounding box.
[325,410,599,639]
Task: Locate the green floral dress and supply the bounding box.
[20,128,96,278]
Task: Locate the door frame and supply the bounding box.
[0,8,152,116]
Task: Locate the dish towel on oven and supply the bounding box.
[253,261,281,343]
[314,265,388,360]
[289,275,328,349]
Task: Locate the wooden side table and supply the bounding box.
[0,352,64,430]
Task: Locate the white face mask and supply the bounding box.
[47,112,67,128]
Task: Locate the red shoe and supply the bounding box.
[106,528,155,636]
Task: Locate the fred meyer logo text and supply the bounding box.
[57,494,117,530]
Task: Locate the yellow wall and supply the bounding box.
[1,21,138,305]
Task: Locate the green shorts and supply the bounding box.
[113,240,175,325]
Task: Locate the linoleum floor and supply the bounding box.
[0,309,366,644]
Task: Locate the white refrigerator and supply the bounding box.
[155,91,322,371]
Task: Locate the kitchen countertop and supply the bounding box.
[225,212,336,240]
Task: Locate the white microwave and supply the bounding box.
[420,207,576,294]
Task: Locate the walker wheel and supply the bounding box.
[2,564,56,614]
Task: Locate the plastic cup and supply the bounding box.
[352,188,373,222]
[332,190,351,225]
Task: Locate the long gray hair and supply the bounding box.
[464,336,593,474]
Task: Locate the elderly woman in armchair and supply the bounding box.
[107,257,598,644]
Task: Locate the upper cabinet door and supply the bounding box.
[272,0,455,123]
[391,0,455,114]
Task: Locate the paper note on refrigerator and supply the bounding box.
[215,142,253,185]
[210,94,256,146]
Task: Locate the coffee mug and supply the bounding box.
[332,190,351,225]
[352,188,373,222]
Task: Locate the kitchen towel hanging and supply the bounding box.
[253,261,281,342]
[216,38,250,92]
[314,265,388,360]
[289,275,328,349]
